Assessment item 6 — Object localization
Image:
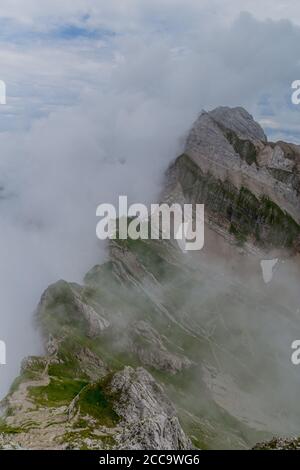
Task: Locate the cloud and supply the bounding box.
[0,1,300,396]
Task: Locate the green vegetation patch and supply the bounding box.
[29,377,88,407]
[77,380,120,427]
[0,418,24,435]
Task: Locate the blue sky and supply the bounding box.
[0,1,298,140]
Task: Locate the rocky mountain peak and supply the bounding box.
[168,105,300,250]
[208,106,267,143]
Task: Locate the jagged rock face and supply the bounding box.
[111,367,192,450]
[165,106,300,251]
[111,366,177,423]
[0,349,191,450]
[209,106,267,143]
[0,279,192,450]
[167,154,300,249]
[37,280,110,339]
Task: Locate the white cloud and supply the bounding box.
[0,1,300,396]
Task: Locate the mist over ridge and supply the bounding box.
[0,1,300,451]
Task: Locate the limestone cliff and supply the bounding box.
[164,107,300,251]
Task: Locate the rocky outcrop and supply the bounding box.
[130,321,192,374]
[0,278,192,450]
[0,358,191,450]
[165,107,300,251]
[253,437,300,450]
[209,106,267,143]
[111,367,193,450]
[37,280,110,339]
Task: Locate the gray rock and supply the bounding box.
[173,106,300,244]
[111,366,193,450]
[37,280,110,340]
[0,434,25,450]
[131,321,192,374]
[72,294,110,338]
[209,106,267,142]
[74,346,108,381]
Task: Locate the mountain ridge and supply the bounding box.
[1,106,300,450]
